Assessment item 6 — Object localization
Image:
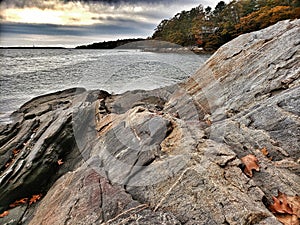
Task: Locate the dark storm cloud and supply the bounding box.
[0,21,153,36]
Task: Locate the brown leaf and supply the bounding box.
[261,147,269,156]
[269,192,300,225]
[13,149,20,156]
[270,192,293,214]
[9,198,28,208]
[287,195,300,217]
[57,159,64,165]
[29,194,42,205]
[276,214,299,225]
[241,154,260,177]
[0,211,9,218]
[205,119,212,126]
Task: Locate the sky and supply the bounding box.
[0,0,225,47]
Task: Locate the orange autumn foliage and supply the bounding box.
[236,6,300,35]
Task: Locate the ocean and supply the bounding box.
[0,49,210,123]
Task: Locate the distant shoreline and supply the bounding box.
[0,46,214,54]
[0,47,67,49]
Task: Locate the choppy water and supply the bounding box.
[0,49,210,123]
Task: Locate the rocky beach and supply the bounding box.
[0,19,299,224]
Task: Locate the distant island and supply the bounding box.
[75,38,210,54]
[0,46,66,49]
[75,38,146,49]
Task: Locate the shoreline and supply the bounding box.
[1,46,214,55]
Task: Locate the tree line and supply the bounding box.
[152,0,300,50]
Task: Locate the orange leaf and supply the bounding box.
[12,149,20,155]
[270,192,293,214]
[0,211,9,218]
[287,195,300,217]
[276,214,299,225]
[269,192,300,225]
[205,120,212,126]
[241,154,260,177]
[57,159,64,165]
[261,147,268,156]
[9,198,28,208]
[29,194,42,205]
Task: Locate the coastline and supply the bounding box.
[0,20,299,224]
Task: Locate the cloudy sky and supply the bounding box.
[0,0,224,47]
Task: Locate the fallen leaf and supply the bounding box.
[261,147,269,156]
[241,154,260,177]
[269,191,300,225]
[205,119,212,126]
[57,159,64,165]
[9,198,28,208]
[0,211,9,218]
[12,149,20,156]
[287,195,300,217]
[29,194,42,205]
[276,214,299,225]
[270,192,293,214]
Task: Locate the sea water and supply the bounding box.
[0,49,210,123]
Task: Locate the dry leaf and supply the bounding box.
[29,194,42,205]
[287,195,300,217]
[12,149,20,156]
[269,191,300,225]
[57,159,64,165]
[9,198,28,208]
[260,147,273,160]
[205,119,212,126]
[276,214,299,225]
[270,192,293,214]
[241,154,260,177]
[0,211,9,218]
[261,147,268,156]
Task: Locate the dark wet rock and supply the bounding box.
[0,20,299,224]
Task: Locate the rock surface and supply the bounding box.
[0,19,299,224]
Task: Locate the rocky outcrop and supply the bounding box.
[0,19,299,224]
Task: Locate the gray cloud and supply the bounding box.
[0,21,153,36]
[0,0,226,46]
[0,0,221,9]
